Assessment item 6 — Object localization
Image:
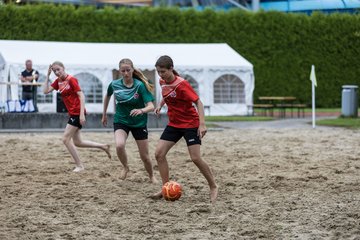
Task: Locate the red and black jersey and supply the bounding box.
[51,75,85,116]
[160,76,199,128]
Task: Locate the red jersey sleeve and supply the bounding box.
[69,77,81,92]
[181,81,199,103]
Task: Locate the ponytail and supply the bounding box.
[133,68,154,92]
[172,69,180,76]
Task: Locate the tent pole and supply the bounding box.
[252,0,260,11]
[226,0,250,11]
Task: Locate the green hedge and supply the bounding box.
[1,4,360,107]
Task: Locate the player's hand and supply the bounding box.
[198,123,207,140]
[80,115,86,125]
[47,64,52,77]
[130,109,143,117]
[154,107,161,117]
[102,115,107,127]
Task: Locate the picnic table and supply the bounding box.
[258,96,296,102]
[255,96,306,118]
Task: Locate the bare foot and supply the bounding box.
[150,176,158,184]
[148,190,163,200]
[210,185,219,204]
[120,167,129,180]
[73,165,85,173]
[103,144,111,159]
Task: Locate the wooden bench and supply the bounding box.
[257,96,307,118]
[292,104,307,118]
[275,103,307,118]
[276,103,294,118]
[251,104,274,117]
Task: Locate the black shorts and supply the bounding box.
[160,125,201,146]
[114,122,148,140]
[22,91,33,100]
[67,115,82,129]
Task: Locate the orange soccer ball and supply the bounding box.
[162,181,182,201]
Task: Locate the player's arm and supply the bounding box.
[142,101,155,113]
[130,101,154,117]
[194,99,207,139]
[102,84,114,126]
[77,91,86,125]
[43,65,54,94]
[154,98,165,116]
[102,94,111,127]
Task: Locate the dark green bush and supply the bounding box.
[1,4,359,107]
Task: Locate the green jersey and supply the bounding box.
[107,78,154,128]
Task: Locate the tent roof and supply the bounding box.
[0,40,253,70]
[261,0,360,12]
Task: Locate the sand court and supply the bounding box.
[1,127,360,239]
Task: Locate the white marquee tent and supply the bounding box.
[0,40,254,115]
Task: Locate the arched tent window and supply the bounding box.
[213,74,245,104]
[74,73,102,103]
[37,73,53,103]
[183,74,199,94]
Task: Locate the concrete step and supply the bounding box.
[0,112,168,129]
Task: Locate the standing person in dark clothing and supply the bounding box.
[20,59,39,112]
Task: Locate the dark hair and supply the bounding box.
[155,55,179,76]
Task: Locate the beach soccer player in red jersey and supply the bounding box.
[151,55,218,203]
[43,61,111,172]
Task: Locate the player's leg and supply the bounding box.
[154,140,176,185]
[114,129,129,179]
[72,129,111,159]
[62,124,83,172]
[151,139,176,198]
[187,144,218,203]
[135,139,157,183]
[184,128,218,203]
[132,126,157,183]
[150,126,181,199]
